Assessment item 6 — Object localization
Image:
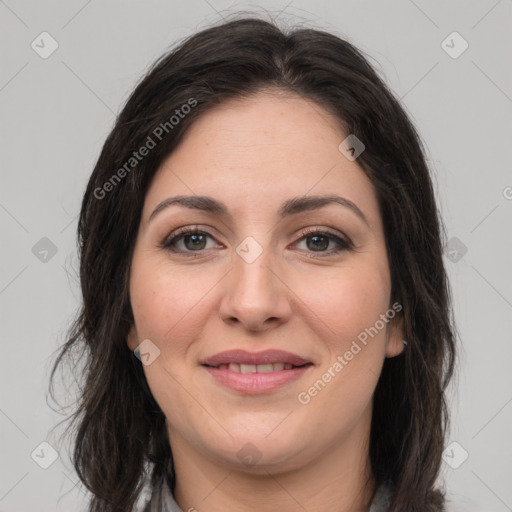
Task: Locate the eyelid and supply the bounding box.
[161,225,353,255]
[294,226,352,245]
[292,227,353,255]
[161,225,220,250]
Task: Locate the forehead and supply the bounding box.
[144,91,382,232]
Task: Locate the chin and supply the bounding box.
[201,426,310,473]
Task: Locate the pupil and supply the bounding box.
[185,234,206,250]
[308,235,328,251]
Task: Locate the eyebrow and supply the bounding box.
[149,194,370,227]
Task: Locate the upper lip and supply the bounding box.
[201,349,312,367]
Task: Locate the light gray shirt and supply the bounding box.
[142,477,392,512]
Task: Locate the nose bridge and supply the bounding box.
[233,236,279,306]
[219,235,290,330]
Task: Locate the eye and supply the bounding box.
[293,228,352,257]
[161,226,353,257]
[161,226,220,255]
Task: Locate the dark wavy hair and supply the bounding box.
[50,13,457,512]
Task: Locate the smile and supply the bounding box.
[211,362,304,373]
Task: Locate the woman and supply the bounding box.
[50,15,457,512]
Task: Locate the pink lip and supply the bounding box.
[201,349,311,367]
[200,349,313,394]
[203,365,313,394]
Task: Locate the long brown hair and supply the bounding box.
[50,14,457,512]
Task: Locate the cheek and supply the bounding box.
[305,263,391,346]
[293,268,390,430]
[130,259,212,344]
[129,261,214,418]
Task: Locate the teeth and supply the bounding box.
[240,364,257,374]
[218,362,293,373]
[256,363,274,373]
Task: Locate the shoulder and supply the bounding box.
[137,490,154,512]
[369,484,392,511]
[135,480,162,512]
[136,476,183,512]
[370,485,491,512]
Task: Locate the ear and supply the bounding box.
[385,313,405,358]
[127,324,139,352]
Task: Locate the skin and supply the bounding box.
[127,90,404,512]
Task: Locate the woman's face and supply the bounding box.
[128,91,404,472]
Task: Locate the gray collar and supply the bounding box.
[143,477,392,512]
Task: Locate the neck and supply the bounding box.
[168,409,376,512]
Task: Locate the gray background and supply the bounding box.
[1,1,511,511]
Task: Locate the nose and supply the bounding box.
[218,244,292,333]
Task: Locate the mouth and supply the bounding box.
[203,362,311,373]
[200,349,314,394]
[201,349,312,367]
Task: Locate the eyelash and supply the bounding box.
[161,225,353,258]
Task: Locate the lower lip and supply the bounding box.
[202,365,313,394]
